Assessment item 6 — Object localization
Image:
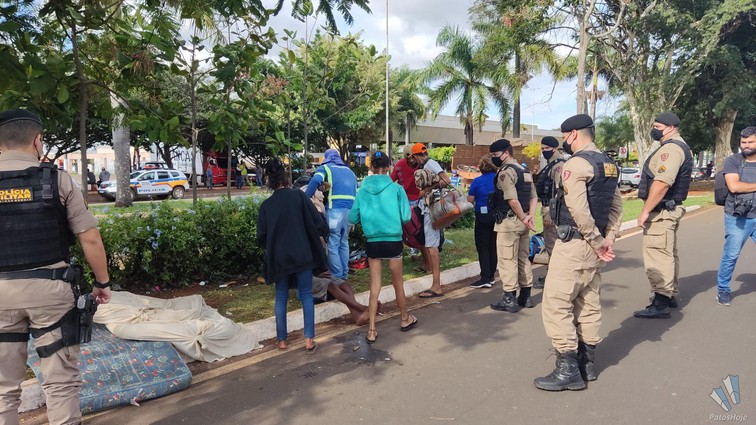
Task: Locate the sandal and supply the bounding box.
[277,340,288,350]
[400,315,418,332]
[366,328,378,344]
[305,342,319,354]
[418,290,444,298]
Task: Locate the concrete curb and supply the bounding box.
[242,261,481,342]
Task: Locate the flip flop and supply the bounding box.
[277,340,288,351]
[400,315,418,332]
[418,290,444,299]
[305,343,319,354]
[365,328,378,344]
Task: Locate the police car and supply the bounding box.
[98,169,188,201]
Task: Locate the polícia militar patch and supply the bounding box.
[0,187,33,203]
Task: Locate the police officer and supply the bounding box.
[633,112,693,319]
[534,136,566,288]
[488,139,538,313]
[0,109,111,425]
[535,114,623,391]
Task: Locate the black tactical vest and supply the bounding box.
[490,164,532,214]
[637,139,693,202]
[0,163,73,271]
[536,158,566,203]
[553,150,618,237]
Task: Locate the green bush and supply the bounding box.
[73,197,266,290]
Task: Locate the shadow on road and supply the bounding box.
[598,270,717,376]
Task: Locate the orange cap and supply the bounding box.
[411,143,427,154]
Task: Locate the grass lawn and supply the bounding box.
[118,192,717,323]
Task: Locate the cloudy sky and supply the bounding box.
[264,0,617,131]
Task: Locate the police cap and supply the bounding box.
[0,109,43,128]
[654,112,680,127]
[541,136,559,148]
[560,114,594,132]
[489,138,511,153]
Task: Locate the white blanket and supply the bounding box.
[94,291,261,362]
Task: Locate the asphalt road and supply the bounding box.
[70,207,756,424]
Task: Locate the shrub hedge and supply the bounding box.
[73,195,474,290]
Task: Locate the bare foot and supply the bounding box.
[277,340,288,350]
[355,310,369,326]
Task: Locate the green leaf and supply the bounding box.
[57,86,69,104]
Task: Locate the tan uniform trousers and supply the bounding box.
[0,279,81,425]
[542,239,603,353]
[496,217,533,292]
[642,206,685,298]
[542,221,558,257]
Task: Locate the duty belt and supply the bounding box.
[652,200,682,213]
[0,267,73,281]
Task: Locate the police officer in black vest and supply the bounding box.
[633,112,693,319]
[0,109,111,425]
[534,136,566,288]
[535,114,623,391]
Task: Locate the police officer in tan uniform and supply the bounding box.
[534,136,566,288]
[633,112,693,319]
[488,139,538,313]
[0,109,111,425]
[535,114,622,391]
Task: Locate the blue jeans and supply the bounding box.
[327,208,351,280]
[717,214,756,291]
[275,270,315,341]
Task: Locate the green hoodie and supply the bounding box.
[349,174,411,242]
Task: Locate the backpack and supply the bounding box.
[529,233,545,262]
[402,206,425,249]
[714,158,745,206]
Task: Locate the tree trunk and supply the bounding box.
[71,23,89,199]
[576,13,589,115]
[714,109,738,171]
[464,121,473,146]
[513,51,521,138]
[405,116,410,146]
[110,93,132,207]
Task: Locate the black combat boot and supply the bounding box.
[534,350,586,391]
[533,274,546,289]
[633,293,671,319]
[490,291,519,313]
[577,341,597,381]
[648,295,678,308]
[517,287,534,308]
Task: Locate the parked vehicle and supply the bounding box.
[98,169,188,201]
[620,167,641,187]
[141,161,171,170]
[691,168,706,181]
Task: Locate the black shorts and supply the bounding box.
[365,241,403,260]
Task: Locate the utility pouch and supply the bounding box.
[557,225,583,242]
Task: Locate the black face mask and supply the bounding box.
[651,128,664,141]
[492,155,503,167]
[543,150,555,161]
[562,141,573,155]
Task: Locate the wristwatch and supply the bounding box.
[94,280,111,289]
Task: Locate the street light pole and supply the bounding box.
[385,0,390,160]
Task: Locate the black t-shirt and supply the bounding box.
[723,154,756,218]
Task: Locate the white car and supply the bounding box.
[98,169,188,201]
[620,167,641,187]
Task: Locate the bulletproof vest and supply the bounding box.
[554,151,618,237]
[490,164,532,214]
[0,163,73,271]
[637,139,693,202]
[535,158,565,203]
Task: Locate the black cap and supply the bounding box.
[560,114,594,132]
[654,112,680,126]
[489,138,511,153]
[541,136,559,148]
[0,109,42,127]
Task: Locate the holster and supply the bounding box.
[556,225,584,242]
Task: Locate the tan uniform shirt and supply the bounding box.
[541,153,565,217]
[0,151,98,308]
[560,143,623,250]
[646,132,688,186]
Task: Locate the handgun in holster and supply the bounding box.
[60,264,97,346]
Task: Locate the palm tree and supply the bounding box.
[285,0,371,34]
[474,6,567,139]
[424,25,512,146]
[391,66,426,145]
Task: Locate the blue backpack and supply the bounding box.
[529,233,545,261]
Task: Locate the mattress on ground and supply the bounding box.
[27,324,192,414]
